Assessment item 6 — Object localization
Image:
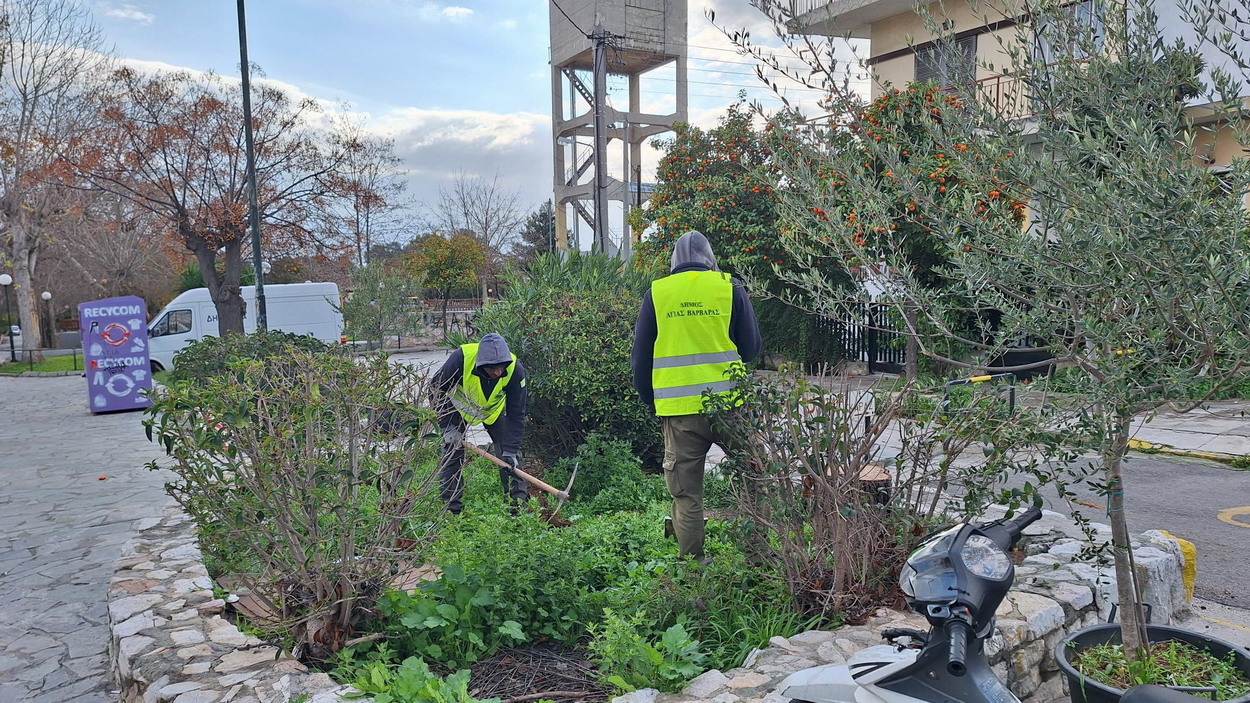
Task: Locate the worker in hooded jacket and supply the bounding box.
[631,230,762,558]
[432,332,529,514]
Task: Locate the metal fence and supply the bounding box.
[815,303,907,374]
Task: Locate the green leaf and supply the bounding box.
[606,674,636,693]
[499,620,527,641]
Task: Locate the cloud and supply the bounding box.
[499,19,518,31]
[97,2,155,25]
[115,55,552,210]
[419,3,472,22]
[375,108,552,207]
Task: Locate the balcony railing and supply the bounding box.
[971,73,1034,121]
[788,0,835,17]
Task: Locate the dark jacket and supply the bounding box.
[433,333,527,456]
[630,231,762,411]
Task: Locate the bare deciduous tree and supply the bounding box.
[78,68,346,334]
[324,110,412,268]
[427,172,524,303]
[45,189,177,300]
[0,0,109,360]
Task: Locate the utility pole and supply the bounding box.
[591,24,609,255]
[237,0,267,331]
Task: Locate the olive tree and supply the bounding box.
[729,0,1250,658]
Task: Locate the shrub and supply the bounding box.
[706,367,1058,620]
[167,329,332,383]
[371,503,679,665]
[754,297,846,369]
[450,252,662,462]
[342,441,823,689]
[346,657,500,703]
[145,350,444,662]
[540,433,670,515]
[588,610,706,693]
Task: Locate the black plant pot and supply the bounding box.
[1055,624,1250,703]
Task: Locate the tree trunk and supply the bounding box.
[904,305,919,381]
[1106,414,1149,660]
[12,231,45,363]
[441,292,450,338]
[193,239,247,335]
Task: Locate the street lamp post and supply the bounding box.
[237,0,267,331]
[40,291,52,349]
[370,298,380,351]
[0,274,14,362]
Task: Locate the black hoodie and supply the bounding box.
[630,231,762,412]
[432,333,527,456]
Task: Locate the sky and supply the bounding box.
[92,0,864,238]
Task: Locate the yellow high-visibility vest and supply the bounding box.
[450,343,516,425]
[651,270,742,416]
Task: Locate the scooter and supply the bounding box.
[778,505,1043,703]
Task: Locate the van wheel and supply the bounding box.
[150,361,165,374]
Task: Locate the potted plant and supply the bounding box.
[1055,623,1250,703]
[722,0,1250,696]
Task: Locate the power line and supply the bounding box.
[635,87,824,103]
[551,0,588,37]
[607,70,862,95]
[686,63,858,79]
[642,75,836,93]
[688,40,862,57]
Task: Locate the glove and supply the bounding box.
[502,453,521,471]
[441,426,464,448]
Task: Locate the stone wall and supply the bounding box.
[613,509,1193,703]
[109,509,1190,703]
[107,509,350,703]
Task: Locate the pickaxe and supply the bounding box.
[461,441,578,511]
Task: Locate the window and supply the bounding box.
[1034,0,1104,64]
[915,36,976,89]
[151,309,192,338]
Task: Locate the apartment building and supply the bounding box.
[790,0,1247,169]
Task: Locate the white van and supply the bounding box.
[147,282,344,372]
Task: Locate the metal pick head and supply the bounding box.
[552,460,579,518]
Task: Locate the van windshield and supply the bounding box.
[151,309,193,338]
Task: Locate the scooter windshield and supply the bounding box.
[900,527,960,602]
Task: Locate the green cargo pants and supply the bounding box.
[662,413,738,558]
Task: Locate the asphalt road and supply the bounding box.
[1015,454,1250,609]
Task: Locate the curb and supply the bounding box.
[108,509,351,702]
[0,370,83,378]
[1158,529,1198,602]
[1127,438,1243,464]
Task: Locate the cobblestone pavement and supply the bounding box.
[0,376,173,702]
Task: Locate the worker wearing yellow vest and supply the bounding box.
[631,231,761,558]
[432,332,530,514]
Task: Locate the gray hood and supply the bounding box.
[670,230,719,272]
[475,333,513,367]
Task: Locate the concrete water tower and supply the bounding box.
[549,0,688,256]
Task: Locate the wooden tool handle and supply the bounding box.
[462,441,569,501]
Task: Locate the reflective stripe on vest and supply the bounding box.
[651,270,741,416]
[449,343,516,425]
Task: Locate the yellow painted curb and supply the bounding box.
[1159,529,1197,602]
[1128,439,1230,462]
